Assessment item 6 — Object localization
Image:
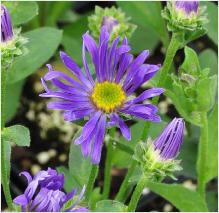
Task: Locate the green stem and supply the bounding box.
[102,141,113,199]
[128,176,146,212]
[197,112,208,199]
[1,69,13,210]
[85,165,99,202]
[115,161,137,202]
[141,33,181,141]
[157,33,181,87]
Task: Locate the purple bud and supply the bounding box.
[1,5,13,42]
[101,16,119,34]
[154,118,185,160]
[175,1,199,15]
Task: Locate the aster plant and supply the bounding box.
[40,26,164,164]
[13,168,88,212]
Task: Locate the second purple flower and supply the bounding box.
[40,26,164,164]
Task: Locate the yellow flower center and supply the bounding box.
[91,81,126,113]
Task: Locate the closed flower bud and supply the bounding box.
[88,6,136,41]
[162,0,207,32]
[1,5,13,42]
[134,118,185,181]
[1,5,28,69]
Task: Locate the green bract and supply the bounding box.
[133,141,182,182]
[88,6,136,41]
[1,28,28,69]
[162,2,208,32]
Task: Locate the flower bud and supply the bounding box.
[1,5,13,42]
[162,0,207,32]
[134,118,185,181]
[88,6,136,41]
[1,5,28,69]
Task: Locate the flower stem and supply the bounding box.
[141,33,181,141]
[115,161,137,202]
[128,176,146,212]
[102,141,113,199]
[1,69,13,210]
[197,112,208,199]
[85,164,99,202]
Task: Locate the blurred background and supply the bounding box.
[1,1,218,212]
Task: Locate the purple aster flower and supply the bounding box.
[154,118,185,160]
[13,168,88,212]
[1,5,13,42]
[102,16,119,34]
[175,1,199,15]
[40,26,164,164]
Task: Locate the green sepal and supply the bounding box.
[133,141,182,182]
[1,28,28,69]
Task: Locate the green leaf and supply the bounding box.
[147,182,208,212]
[177,136,198,179]
[7,27,62,84]
[56,166,79,192]
[204,2,218,44]
[88,187,102,211]
[205,104,218,183]
[4,2,39,26]
[5,80,25,122]
[3,125,30,147]
[199,49,218,75]
[129,22,159,54]
[46,2,73,26]
[117,1,169,47]
[95,200,127,212]
[180,46,201,76]
[68,129,92,189]
[62,15,88,64]
[196,75,217,112]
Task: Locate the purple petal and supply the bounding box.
[19,171,33,184]
[127,88,165,104]
[110,114,131,141]
[74,111,102,145]
[124,50,150,86]
[82,32,99,79]
[60,51,93,90]
[91,114,107,164]
[115,53,133,83]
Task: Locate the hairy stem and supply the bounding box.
[1,69,13,210]
[197,112,208,199]
[85,165,99,202]
[128,176,146,212]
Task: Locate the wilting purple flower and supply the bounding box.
[102,16,119,34]
[1,5,13,42]
[40,26,164,164]
[154,118,185,160]
[13,168,88,212]
[175,1,199,15]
